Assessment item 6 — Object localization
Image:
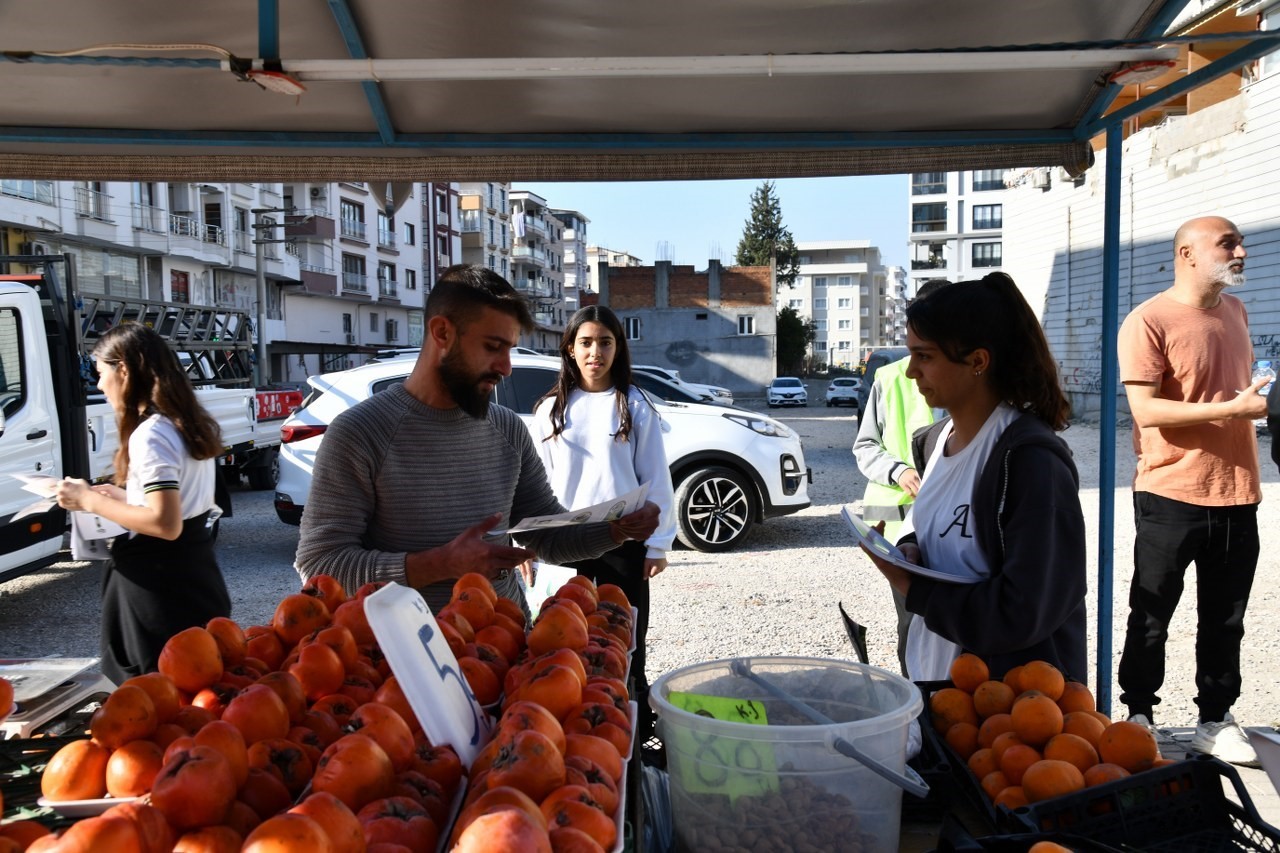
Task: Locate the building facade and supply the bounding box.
[595,260,775,392]
[906,169,1010,296]
[779,240,893,369]
[584,245,644,294]
[552,208,590,319]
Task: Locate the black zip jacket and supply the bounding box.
[900,413,1088,682]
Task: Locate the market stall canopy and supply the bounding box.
[0,0,1194,182]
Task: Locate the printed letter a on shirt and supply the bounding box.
[940,504,974,539]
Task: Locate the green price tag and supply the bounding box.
[667,691,779,801]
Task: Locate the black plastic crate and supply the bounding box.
[932,812,1123,852]
[903,695,960,826]
[1010,754,1280,852]
[916,679,1017,834]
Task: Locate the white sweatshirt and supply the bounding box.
[532,387,677,559]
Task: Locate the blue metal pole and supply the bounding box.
[1097,123,1122,715]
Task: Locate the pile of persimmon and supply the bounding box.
[33,574,467,852]
[931,654,1173,811]
[448,575,636,853]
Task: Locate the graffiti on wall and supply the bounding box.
[1253,333,1280,360]
[1061,357,1104,394]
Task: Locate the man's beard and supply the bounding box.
[1211,259,1246,288]
[440,347,500,418]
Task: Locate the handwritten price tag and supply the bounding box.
[667,691,779,801]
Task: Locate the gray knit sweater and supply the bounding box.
[294,384,618,612]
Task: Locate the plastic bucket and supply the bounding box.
[650,656,922,853]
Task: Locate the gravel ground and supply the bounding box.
[647,401,1280,734]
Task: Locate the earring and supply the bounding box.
[974,369,983,376]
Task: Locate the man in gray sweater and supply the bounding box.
[295,265,660,613]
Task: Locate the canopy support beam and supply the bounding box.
[324,0,397,145]
[1097,122,1122,716]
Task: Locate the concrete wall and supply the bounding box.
[597,260,776,392]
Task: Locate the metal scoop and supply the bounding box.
[729,658,930,799]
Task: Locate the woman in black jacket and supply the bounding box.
[864,272,1088,682]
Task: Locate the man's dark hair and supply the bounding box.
[912,278,952,304]
[426,264,534,333]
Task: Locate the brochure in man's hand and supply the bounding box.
[841,506,969,583]
[495,482,651,535]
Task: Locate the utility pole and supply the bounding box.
[251,207,289,387]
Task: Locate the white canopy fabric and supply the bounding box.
[0,0,1187,181]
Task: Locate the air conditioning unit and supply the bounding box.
[385,318,399,342]
[18,241,50,255]
[345,332,356,345]
[1031,169,1052,190]
[309,187,326,200]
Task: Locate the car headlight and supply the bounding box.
[722,412,794,438]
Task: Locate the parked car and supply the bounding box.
[274,353,810,551]
[854,347,910,414]
[632,364,734,406]
[825,377,864,409]
[766,377,808,408]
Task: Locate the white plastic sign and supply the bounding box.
[363,583,493,769]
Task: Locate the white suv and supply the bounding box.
[274,354,810,552]
[632,364,734,406]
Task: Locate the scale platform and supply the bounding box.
[0,659,115,740]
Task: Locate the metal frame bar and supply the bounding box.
[324,0,396,145]
[259,0,279,61]
[1097,123,1122,716]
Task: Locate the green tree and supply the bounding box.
[776,306,816,375]
[735,181,800,288]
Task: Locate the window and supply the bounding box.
[837,319,851,330]
[341,253,367,292]
[625,317,641,340]
[912,241,947,270]
[836,276,852,287]
[972,169,1006,191]
[74,181,110,220]
[814,298,827,309]
[837,298,851,309]
[813,276,828,288]
[837,341,850,351]
[911,172,947,195]
[377,263,397,297]
[738,315,756,335]
[788,299,803,309]
[437,193,448,214]
[405,269,417,290]
[815,320,827,331]
[973,204,1003,230]
[1,179,55,205]
[340,201,365,240]
[972,242,1003,268]
[0,309,27,421]
[912,203,947,233]
[402,222,415,245]
[370,312,380,332]
[814,340,826,352]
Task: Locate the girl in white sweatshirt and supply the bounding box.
[532,306,676,730]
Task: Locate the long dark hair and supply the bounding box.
[541,306,638,442]
[906,272,1071,430]
[94,323,223,485]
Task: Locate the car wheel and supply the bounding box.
[826,400,832,408]
[246,449,280,490]
[674,466,756,552]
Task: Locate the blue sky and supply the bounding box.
[516,175,910,270]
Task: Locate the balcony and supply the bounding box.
[285,212,336,240]
[512,244,548,267]
[533,310,557,326]
[911,258,948,270]
[377,229,397,250]
[378,279,398,299]
[340,219,367,241]
[342,272,369,294]
[169,214,224,245]
[515,279,555,299]
[131,203,166,233]
[74,186,112,221]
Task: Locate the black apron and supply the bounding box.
[99,511,231,685]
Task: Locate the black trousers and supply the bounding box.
[566,540,651,719]
[1118,492,1259,723]
[100,513,231,686]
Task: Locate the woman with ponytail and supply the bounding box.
[863,272,1087,683]
[55,322,230,684]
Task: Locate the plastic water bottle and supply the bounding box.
[1253,360,1275,396]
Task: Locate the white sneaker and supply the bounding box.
[1191,713,1260,767]
[1127,713,1177,748]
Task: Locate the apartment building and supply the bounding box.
[509,190,567,353]
[0,179,458,385]
[779,240,892,369]
[906,169,1010,295]
[584,246,644,294]
[551,208,590,316]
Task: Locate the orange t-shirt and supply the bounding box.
[1117,291,1260,506]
